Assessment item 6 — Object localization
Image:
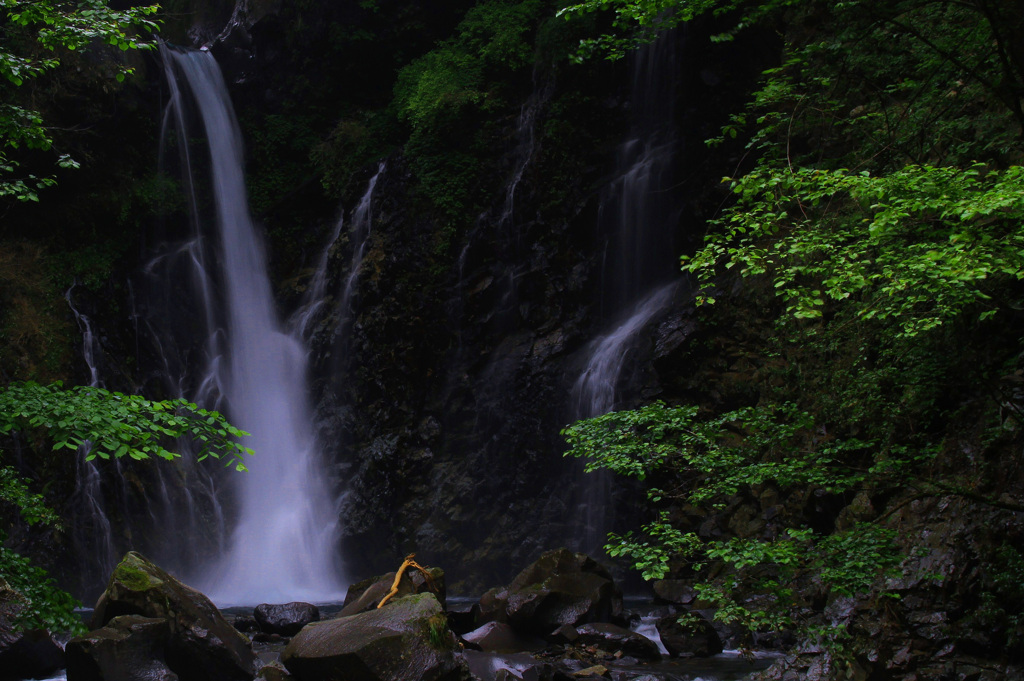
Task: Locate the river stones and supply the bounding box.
[254,602,320,637]
[655,612,722,658]
[477,548,622,635]
[574,623,661,660]
[281,593,469,681]
[340,567,446,617]
[90,551,255,681]
[65,615,177,681]
[461,622,546,653]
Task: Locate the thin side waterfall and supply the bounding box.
[600,33,678,310]
[573,283,678,417]
[65,285,119,585]
[292,215,345,341]
[162,47,343,604]
[572,283,677,552]
[572,32,681,551]
[292,163,384,340]
[499,73,551,231]
[336,161,384,338]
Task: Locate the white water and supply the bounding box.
[572,33,680,551]
[164,48,343,604]
[336,161,384,337]
[575,31,679,417]
[572,283,676,551]
[292,213,345,341]
[292,163,384,341]
[499,74,551,231]
[64,285,120,584]
[574,282,677,417]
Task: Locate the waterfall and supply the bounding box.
[335,162,384,341]
[161,47,343,604]
[572,32,681,551]
[64,285,120,586]
[292,163,384,341]
[499,73,551,232]
[574,283,678,417]
[600,33,679,311]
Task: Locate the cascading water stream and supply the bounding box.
[499,73,551,232]
[335,162,384,340]
[292,163,384,341]
[572,32,681,551]
[293,215,345,341]
[162,47,343,604]
[64,285,119,585]
[573,283,678,417]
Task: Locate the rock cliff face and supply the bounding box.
[306,157,612,589]
[9,0,760,597]
[155,0,747,592]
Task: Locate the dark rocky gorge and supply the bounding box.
[3,1,1024,680]
[7,549,760,681]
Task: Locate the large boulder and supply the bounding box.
[478,549,622,635]
[651,580,695,606]
[341,567,446,617]
[256,661,295,681]
[255,603,320,637]
[91,552,255,681]
[655,613,722,658]
[65,615,177,681]
[0,577,65,681]
[461,622,546,653]
[281,593,469,681]
[574,623,661,661]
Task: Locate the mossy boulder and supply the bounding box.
[91,552,255,681]
[477,548,622,635]
[340,567,446,617]
[65,615,176,681]
[281,593,468,681]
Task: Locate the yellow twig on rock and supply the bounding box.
[377,553,438,608]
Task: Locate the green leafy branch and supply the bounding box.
[0,465,60,527]
[0,381,253,471]
[683,163,1024,336]
[0,0,160,201]
[556,0,799,61]
[564,402,909,634]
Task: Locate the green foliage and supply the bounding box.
[557,0,796,60]
[606,511,699,580]
[0,465,81,633]
[565,404,903,632]
[977,543,1024,649]
[245,113,323,216]
[394,0,542,128]
[425,612,450,649]
[313,112,394,199]
[0,242,74,381]
[0,0,160,202]
[395,49,485,131]
[0,544,86,634]
[0,465,59,527]
[563,0,1024,653]
[564,401,877,505]
[0,380,252,634]
[684,164,1024,337]
[391,0,553,233]
[0,381,253,470]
